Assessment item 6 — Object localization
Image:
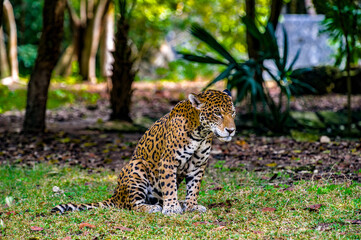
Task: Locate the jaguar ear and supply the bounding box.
[223,89,232,97]
[188,93,203,110]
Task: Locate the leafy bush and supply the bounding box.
[318,0,361,66]
[17,44,38,75]
[178,18,313,132]
[155,59,220,81]
[318,0,361,134]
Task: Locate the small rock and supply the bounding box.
[320,136,331,143]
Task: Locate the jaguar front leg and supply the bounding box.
[183,164,208,213]
[183,139,212,213]
[159,154,183,215]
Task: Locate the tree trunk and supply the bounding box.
[269,0,284,30]
[0,0,3,28]
[3,0,19,81]
[246,0,284,60]
[110,5,137,122]
[245,0,258,60]
[55,0,110,81]
[286,0,307,14]
[80,0,110,82]
[0,28,10,78]
[23,0,66,133]
[100,2,114,78]
[54,0,81,77]
[53,43,75,76]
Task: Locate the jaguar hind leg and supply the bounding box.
[133,203,162,213]
[128,185,163,213]
[126,159,162,213]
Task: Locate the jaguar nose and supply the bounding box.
[225,128,235,135]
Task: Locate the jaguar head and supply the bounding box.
[189,89,236,142]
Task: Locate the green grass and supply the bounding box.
[0,85,99,114]
[0,164,360,239]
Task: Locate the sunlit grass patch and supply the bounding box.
[0,84,100,114]
[0,164,360,239]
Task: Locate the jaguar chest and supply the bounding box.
[175,138,211,175]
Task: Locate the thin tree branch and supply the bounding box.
[66,0,81,27]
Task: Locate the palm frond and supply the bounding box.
[177,52,228,65]
[190,24,237,64]
[204,63,236,89]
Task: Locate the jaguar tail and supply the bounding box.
[51,198,115,214]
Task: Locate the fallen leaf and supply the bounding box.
[60,137,71,143]
[6,211,16,216]
[209,186,223,191]
[30,226,44,231]
[79,223,96,229]
[193,221,210,226]
[262,207,276,212]
[235,140,248,148]
[88,153,97,158]
[208,199,234,209]
[114,226,134,231]
[213,226,226,231]
[266,163,277,167]
[279,187,294,192]
[253,231,264,234]
[305,204,323,212]
[345,219,361,224]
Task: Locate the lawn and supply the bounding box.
[0,164,360,239]
[0,84,99,114]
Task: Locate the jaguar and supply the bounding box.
[51,89,236,215]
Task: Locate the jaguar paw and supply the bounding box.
[161,203,183,215]
[148,204,162,213]
[186,204,207,213]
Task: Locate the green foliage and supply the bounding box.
[11,0,43,74]
[17,44,38,75]
[179,19,313,131]
[0,85,27,113]
[319,0,361,66]
[14,0,272,79]
[0,84,99,114]
[127,0,267,53]
[155,60,220,81]
[290,129,320,142]
[12,0,43,45]
[319,0,361,135]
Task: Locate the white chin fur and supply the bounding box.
[218,136,232,142]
